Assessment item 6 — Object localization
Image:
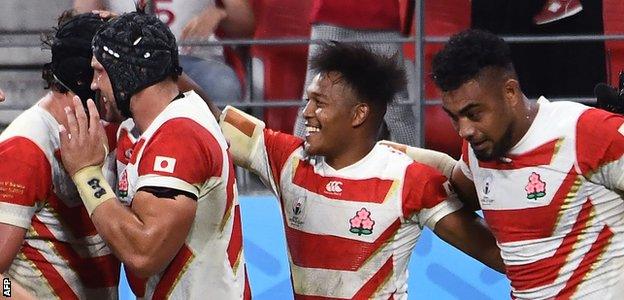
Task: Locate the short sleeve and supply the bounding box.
[137,118,223,198]
[220,106,303,194]
[402,162,462,228]
[0,137,51,228]
[576,108,624,190]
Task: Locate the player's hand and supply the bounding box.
[59,96,109,177]
[0,88,5,102]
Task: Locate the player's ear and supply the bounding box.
[352,103,370,127]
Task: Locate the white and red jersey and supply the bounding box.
[459,98,624,299]
[117,91,249,299]
[0,104,120,299]
[220,106,462,299]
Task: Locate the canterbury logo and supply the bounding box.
[325,181,343,194]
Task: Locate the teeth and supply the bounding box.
[306,126,320,133]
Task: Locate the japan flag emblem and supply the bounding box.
[154,156,176,173]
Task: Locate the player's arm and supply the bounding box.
[379,141,456,177]
[0,273,36,300]
[432,207,504,273]
[88,191,196,278]
[0,138,51,299]
[218,106,303,194]
[73,0,106,13]
[0,224,26,273]
[59,97,196,277]
[381,141,481,210]
[576,109,624,192]
[450,164,480,211]
[405,163,503,273]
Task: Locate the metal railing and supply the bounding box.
[0,0,622,143]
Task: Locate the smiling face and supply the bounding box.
[90,56,123,123]
[302,72,363,157]
[442,76,517,161]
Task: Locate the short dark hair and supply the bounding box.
[432,29,515,92]
[310,42,406,110]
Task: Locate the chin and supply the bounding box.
[474,149,496,161]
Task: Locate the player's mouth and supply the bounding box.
[305,124,321,137]
[471,139,489,151]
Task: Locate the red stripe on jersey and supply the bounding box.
[129,138,146,165]
[294,256,394,299]
[227,205,244,269]
[263,128,304,188]
[461,140,469,165]
[31,216,120,288]
[483,168,577,243]
[220,152,236,231]
[286,219,400,270]
[576,108,624,175]
[505,197,595,291]
[103,123,119,151]
[556,225,614,298]
[125,266,147,298]
[21,244,79,299]
[0,136,51,207]
[46,191,97,238]
[292,160,395,203]
[352,255,394,299]
[402,162,448,217]
[243,266,251,300]
[152,244,194,299]
[138,118,223,184]
[477,138,560,170]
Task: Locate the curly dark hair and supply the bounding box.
[310,42,406,111]
[432,29,515,92]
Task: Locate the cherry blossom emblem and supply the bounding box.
[525,172,546,200]
[349,208,375,236]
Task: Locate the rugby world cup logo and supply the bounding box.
[349,208,375,236]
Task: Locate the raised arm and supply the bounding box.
[59,97,197,277]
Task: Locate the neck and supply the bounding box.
[38,91,72,127]
[508,94,539,148]
[131,80,180,133]
[324,133,376,170]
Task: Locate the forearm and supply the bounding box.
[71,168,177,277]
[0,274,36,300]
[461,217,505,273]
[434,209,505,273]
[90,200,170,277]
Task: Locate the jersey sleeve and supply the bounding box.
[458,140,474,181]
[402,162,463,229]
[576,108,624,190]
[136,119,223,199]
[220,106,304,194]
[0,137,51,229]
